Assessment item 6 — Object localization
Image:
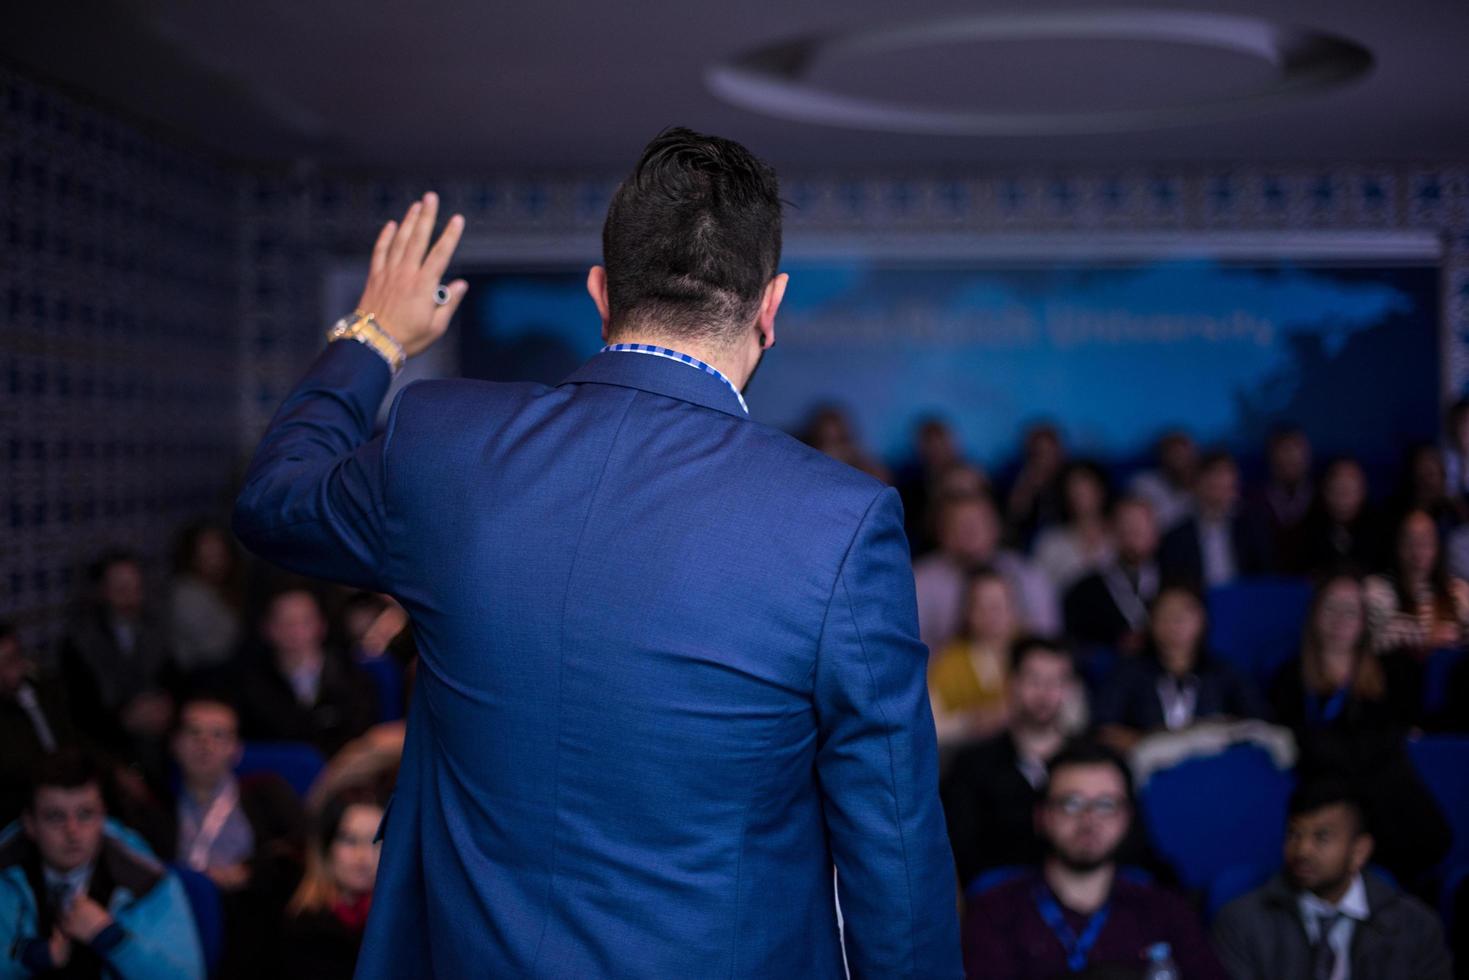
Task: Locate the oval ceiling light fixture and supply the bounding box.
[705,10,1372,135]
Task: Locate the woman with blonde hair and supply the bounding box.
[281,786,385,980]
[929,567,1020,748]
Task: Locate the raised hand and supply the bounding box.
[355,191,470,358]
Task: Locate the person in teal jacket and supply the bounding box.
[0,750,203,979]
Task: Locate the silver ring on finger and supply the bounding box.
[433,283,451,306]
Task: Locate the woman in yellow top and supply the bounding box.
[929,567,1019,748]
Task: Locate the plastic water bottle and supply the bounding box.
[1143,942,1180,980]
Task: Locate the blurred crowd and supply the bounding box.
[1,400,1467,978]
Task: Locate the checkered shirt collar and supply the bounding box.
[599,343,749,415]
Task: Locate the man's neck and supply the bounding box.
[277,647,323,675]
[607,332,750,390]
[184,772,231,805]
[1011,723,1064,763]
[1043,858,1115,915]
[1311,873,1357,906]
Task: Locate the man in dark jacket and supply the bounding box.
[1212,779,1451,980]
[0,621,76,826]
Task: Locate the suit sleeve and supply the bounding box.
[232,340,405,592]
[813,487,963,979]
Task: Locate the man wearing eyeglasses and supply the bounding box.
[962,740,1225,979]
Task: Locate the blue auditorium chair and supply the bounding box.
[169,862,224,976]
[235,741,327,798]
[1407,736,1469,875]
[1206,576,1314,688]
[1138,741,1295,893]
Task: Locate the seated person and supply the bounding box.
[1093,586,1266,752]
[167,692,306,979]
[929,569,1021,748]
[1032,461,1116,592]
[1128,430,1198,535]
[59,550,176,777]
[0,749,203,979]
[281,787,385,980]
[234,583,378,758]
[1212,780,1451,980]
[914,492,1060,648]
[1063,496,1163,654]
[1298,458,1381,575]
[0,621,75,827]
[1159,452,1272,589]
[962,740,1224,979]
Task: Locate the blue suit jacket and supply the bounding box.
[233,339,961,978]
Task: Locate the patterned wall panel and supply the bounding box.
[0,65,242,655]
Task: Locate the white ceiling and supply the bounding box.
[5,0,1469,173]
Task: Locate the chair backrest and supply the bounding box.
[1407,735,1469,873]
[236,741,326,798]
[169,863,223,976]
[356,654,405,723]
[1139,741,1296,892]
[1206,576,1314,688]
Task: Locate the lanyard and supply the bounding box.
[185,780,241,871]
[1033,883,1111,973]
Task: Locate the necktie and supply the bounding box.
[1311,910,1341,980]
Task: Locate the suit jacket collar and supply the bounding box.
[558,350,749,420]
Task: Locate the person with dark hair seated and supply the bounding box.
[1063,496,1164,654]
[929,568,1023,749]
[233,584,378,758]
[1298,458,1381,575]
[1093,585,1266,752]
[1159,452,1273,589]
[163,692,306,979]
[0,621,76,828]
[1245,425,1315,574]
[0,749,203,979]
[1212,780,1451,980]
[59,549,177,779]
[962,740,1225,979]
[280,787,384,980]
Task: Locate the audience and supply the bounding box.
[0,622,74,827]
[59,550,176,780]
[233,584,378,758]
[1063,496,1164,654]
[281,787,384,980]
[914,492,1060,650]
[166,692,305,979]
[1213,780,1451,980]
[0,750,203,979]
[1032,460,1116,592]
[1093,586,1266,752]
[962,740,1226,979]
[929,568,1021,749]
[5,413,1467,977]
[1160,452,1273,589]
[1128,430,1199,534]
[166,520,245,675]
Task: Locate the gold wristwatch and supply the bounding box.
[326,311,406,375]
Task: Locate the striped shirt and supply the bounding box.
[600,343,749,415]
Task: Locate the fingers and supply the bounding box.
[422,213,465,282]
[429,279,470,334]
[407,191,439,267]
[386,199,423,269]
[369,220,397,276]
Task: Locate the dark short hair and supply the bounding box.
[1198,450,1237,474]
[602,127,782,346]
[87,547,142,584]
[1288,778,1368,836]
[174,689,241,734]
[1009,635,1074,674]
[28,749,104,812]
[1043,739,1134,803]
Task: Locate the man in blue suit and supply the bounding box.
[233,128,961,978]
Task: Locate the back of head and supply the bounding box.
[602,127,782,348]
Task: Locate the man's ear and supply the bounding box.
[1349,833,1375,874]
[587,266,612,342]
[756,273,788,350]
